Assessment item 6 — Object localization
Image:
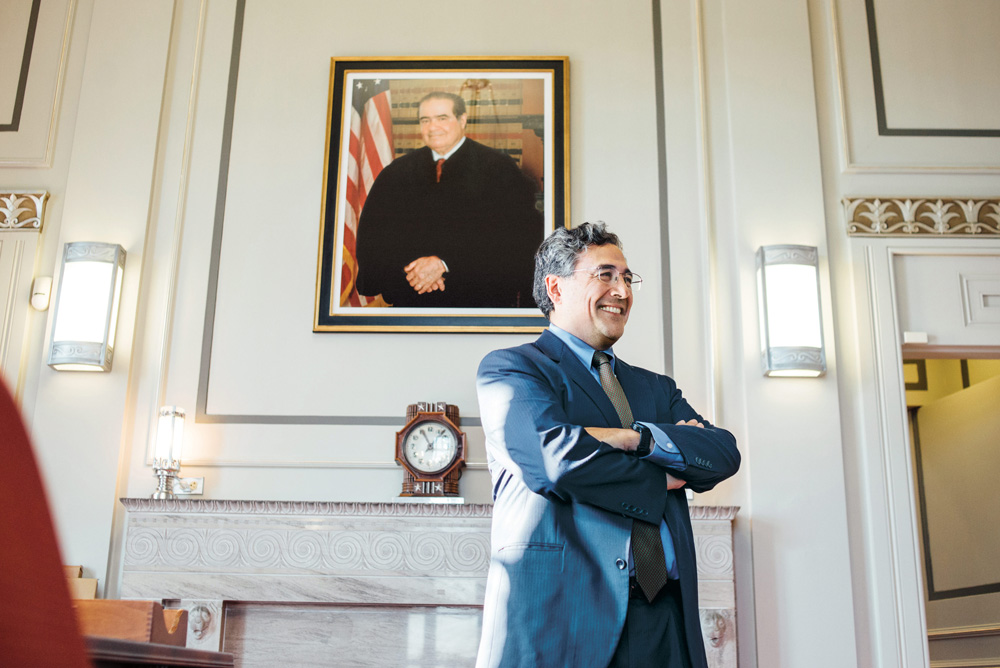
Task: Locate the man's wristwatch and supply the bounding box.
[630,422,652,458]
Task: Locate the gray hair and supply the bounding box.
[418,91,467,118]
[532,221,622,318]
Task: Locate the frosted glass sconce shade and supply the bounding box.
[755,245,826,377]
[47,242,126,372]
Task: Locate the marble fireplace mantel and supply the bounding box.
[119,499,738,667]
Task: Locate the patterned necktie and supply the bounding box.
[435,158,445,182]
[593,351,668,603]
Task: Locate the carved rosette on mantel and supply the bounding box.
[119,499,739,668]
[843,197,1000,236]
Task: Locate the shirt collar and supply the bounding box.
[548,323,616,372]
[431,136,466,162]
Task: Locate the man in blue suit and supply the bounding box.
[475,222,740,668]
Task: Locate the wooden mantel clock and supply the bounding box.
[396,402,466,497]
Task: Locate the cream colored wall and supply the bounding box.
[810,0,1000,666]
[19,0,673,593]
[116,0,666,508]
[661,1,856,665]
[6,0,998,667]
[19,0,176,596]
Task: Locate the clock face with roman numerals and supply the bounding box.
[402,422,459,474]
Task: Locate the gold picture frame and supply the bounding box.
[314,56,570,333]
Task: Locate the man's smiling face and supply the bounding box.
[547,243,633,350]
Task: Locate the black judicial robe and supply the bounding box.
[355,139,543,308]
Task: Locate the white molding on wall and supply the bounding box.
[0,0,76,168]
[140,0,210,468]
[856,241,1000,668]
[861,242,930,667]
[828,0,1000,174]
[178,457,489,470]
[929,624,1000,641]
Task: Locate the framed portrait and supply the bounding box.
[314,56,569,332]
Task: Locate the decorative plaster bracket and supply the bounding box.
[0,191,48,231]
[843,198,1000,237]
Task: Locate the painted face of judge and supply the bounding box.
[418,97,467,156]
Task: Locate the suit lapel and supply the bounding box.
[535,330,627,427]
[615,358,656,423]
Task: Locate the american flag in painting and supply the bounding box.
[341,79,393,306]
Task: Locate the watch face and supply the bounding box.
[403,421,459,474]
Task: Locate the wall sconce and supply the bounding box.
[151,406,203,499]
[47,242,126,371]
[755,245,826,377]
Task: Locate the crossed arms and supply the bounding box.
[477,346,741,519]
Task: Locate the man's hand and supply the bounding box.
[666,472,687,490]
[405,256,447,294]
[676,418,705,428]
[585,427,640,452]
[586,427,688,489]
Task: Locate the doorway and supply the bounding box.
[903,356,1000,666]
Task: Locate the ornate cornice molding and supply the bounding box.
[0,191,47,231]
[844,197,1000,237]
[689,505,740,520]
[120,498,494,518]
[122,499,741,521]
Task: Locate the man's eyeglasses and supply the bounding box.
[571,267,643,291]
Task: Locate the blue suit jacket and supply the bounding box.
[475,330,740,668]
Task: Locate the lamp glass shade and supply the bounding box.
[47,242,126,371]
[154,406,185,465]
[756,245,826,377]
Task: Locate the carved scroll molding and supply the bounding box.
[844,198,1000,237]
[696,534,735,578]
[124,525,491,576]
[0,191,47,231]
[120,502,738,581]
[121,500,494,581]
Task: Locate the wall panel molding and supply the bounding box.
[0,0,75,167]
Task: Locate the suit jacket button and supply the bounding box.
[616,559,626,570]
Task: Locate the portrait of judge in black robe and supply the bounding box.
[355,92,544,308]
